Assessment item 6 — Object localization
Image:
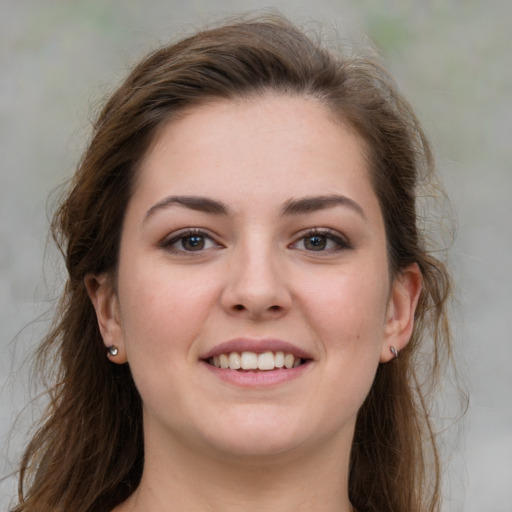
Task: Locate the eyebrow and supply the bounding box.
[281,195,367,221]
[144,195,230,221]
[144,193,367,222]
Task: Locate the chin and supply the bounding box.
[208,432,306,460]
[198,409,321,459]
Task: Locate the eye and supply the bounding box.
[292,229,351,252]
[161,229,220,253]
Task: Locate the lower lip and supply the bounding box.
[201,360,311,387]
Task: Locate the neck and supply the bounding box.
[117,430,354,512]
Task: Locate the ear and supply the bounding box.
[380,263,422,363]
[85,273,127,364]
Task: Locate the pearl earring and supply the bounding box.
[107,345,119,357]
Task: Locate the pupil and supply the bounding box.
[183,235,204,250]
[306,235,326,250]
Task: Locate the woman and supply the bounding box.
[12,14,452,512]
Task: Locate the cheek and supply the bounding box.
[291,268,389,438]
[116,263,218,357]
[114,265,220,413]
[302,267,389,349]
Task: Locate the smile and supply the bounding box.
[209,351,303,371]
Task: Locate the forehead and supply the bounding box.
[129,94,380,223]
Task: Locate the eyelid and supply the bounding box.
[160,228,223,253]
[290,227,353,252]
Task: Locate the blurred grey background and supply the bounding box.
[1,1,511,510]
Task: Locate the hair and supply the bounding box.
[12,13,453,512]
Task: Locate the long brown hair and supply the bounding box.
[12,14,453,512]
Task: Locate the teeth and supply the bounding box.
[241,352,258,369]
[219,353,229,369]
[284,353,294,369]
[274,351,285,368]
[209,351,303,371]
[228,352,241,370]
[258,351,275,370]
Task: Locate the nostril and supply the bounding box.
[228,303,286,315]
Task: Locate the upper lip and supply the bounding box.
[200,338,313,361]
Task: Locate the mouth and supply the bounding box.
[200,339,313,374]
[207,350,306,371]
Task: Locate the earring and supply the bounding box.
[390,346,399,359]
[107,345,119,357]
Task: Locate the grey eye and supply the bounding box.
[303,235,328,251]
[292,229,352,253]
[163,230,219,253]
[181,235,206,251]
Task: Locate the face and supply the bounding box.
[88,95,420,462]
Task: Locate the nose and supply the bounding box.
[220,242,292,320]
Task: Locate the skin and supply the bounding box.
[86,94,421,512]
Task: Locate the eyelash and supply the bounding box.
[291,228,353,253]
[160,229,220,254]
[161,227,352,255]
